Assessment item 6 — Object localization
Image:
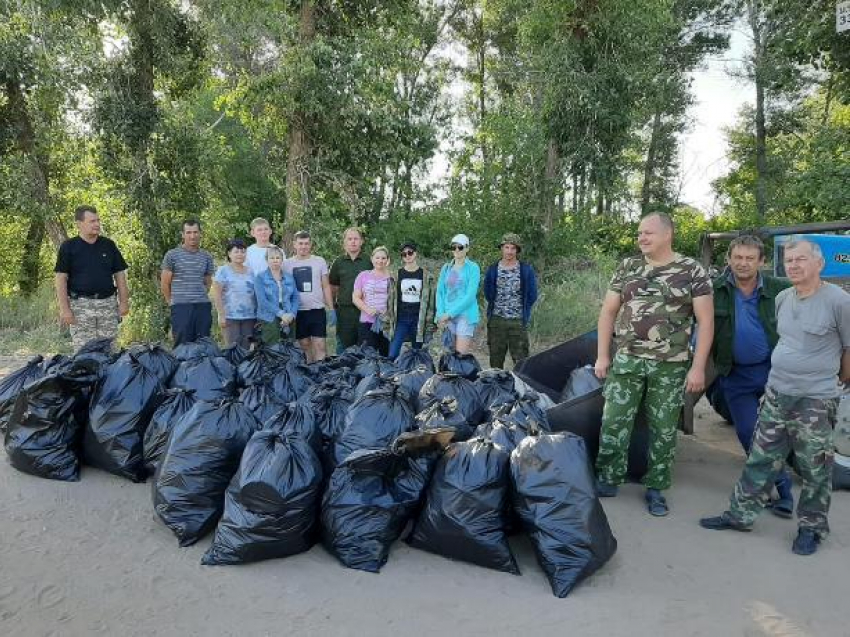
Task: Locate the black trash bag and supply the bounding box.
[75,337,115,357]
[353,373,398,403]
[221,343,249,367]
[834,455,850,491]
[511,431,618,598]
[559,365,603,403]
[352,357,399,382]
[236,341,292,386]
[264,401,322,454]
[415,397,474,442]
[169,355,236,402]
[0,356,46,435]
[475,369,519,412]
[474,417,527,454]
[408,438,519,574]
[84,354,164,481]
[493,391,551,431]
[202,430,323,565]
[238,381,287,426]
[309,385,355,473]
[419,372,485,427]
[4,358,102,481]
[391,365,433,414]
[321,439,438,573]
[153,399,262,546]
[143,388,197,476]
[127,343,178,385]
[270,363,315,403]
[172,337,221,361]
[438,351,482,381]
[268,340,307,365]
[333,385,416,466]
[395,348,435,374]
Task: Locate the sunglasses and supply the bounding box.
[451,244,467,251]
[401,249,416,257]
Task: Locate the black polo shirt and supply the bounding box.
[54,236,128,296]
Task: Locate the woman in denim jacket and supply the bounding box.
[254,246,299,344]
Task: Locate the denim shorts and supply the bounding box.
[448,316,476,338]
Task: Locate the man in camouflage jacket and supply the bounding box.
[701,238,850,555]
[594,213,714,516]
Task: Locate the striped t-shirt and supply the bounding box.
[161,247,215,305]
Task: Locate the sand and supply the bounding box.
[1,363,848,636]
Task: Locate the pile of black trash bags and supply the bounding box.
[1,338,616,598]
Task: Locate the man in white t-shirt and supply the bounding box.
[246,217,284,276]
[283,230,334,362]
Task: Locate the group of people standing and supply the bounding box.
[592,212,850,556]
[54,206,539,368]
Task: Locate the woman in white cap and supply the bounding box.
[435,233,480,353]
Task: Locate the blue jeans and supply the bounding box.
[712,362,793,501]
[170,302,212,346]
[388,314,422,360]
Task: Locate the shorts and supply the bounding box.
[295,308,327,340]
[447,316,476,338]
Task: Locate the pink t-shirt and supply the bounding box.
[353,270,391,324]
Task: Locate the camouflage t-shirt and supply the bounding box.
[609,254,712,362]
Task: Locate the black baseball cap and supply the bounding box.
[400,240,417,253]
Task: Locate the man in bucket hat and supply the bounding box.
[483,232,538,369]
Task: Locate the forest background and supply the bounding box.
[1,0,849,353]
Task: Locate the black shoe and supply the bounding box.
[791,529,820,556]
[699,512,751,532]
[645,489,669,517]
[767,497,794,519]
[596,480,618,498]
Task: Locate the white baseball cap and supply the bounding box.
[450,233,470,247]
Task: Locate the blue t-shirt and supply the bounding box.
[214,265,257,320]
[732,281,770,366]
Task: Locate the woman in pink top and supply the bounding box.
[352,246,393,356]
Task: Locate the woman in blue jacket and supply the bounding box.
[436,233,480,354]
[254,247,299,344]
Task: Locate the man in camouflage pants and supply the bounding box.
[594,213,714,516]
[701,238,850,555]
[55,205,129,351]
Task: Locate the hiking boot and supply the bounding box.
[645,489,668,517]
[596,480,618,498]
[699,512,751,532]
[791,529,820,556]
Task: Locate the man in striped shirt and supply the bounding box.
[160,219,215,345]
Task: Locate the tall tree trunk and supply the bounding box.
[641,109,663,215]
[129,0,163,279]
[541,138,560,232]
[5,77,68,296]
[285,0,316,238]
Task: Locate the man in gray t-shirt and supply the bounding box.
[160,219,215,345]
[701,238,850,556]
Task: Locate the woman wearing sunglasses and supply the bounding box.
[385,241,436,359]
[435,233,480,353]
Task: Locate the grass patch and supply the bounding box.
[0,286,73,355]
[527,255,615,353]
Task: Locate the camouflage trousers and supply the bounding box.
[69,295,119,351]
[728,387,837,536]
[596,352,688,490]
[487,316,529,369]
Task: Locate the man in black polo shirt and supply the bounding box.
[54,205,129,350]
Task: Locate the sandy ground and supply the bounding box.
[1,360,849,637]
